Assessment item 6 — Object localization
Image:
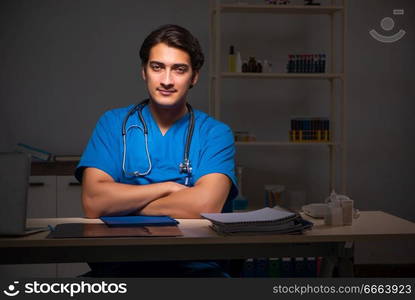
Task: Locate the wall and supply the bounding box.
[0,0,211,155]
[0,0,414,263]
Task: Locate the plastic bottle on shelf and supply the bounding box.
[248,57,257,73]
[242,60,248,72]
[236,51,242,72]
[228,45,236,72]
[257,60,263,73]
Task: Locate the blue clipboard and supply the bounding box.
[100,215,179,227]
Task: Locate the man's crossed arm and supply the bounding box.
[81,167,231,219]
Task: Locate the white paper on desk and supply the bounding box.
[201,207,297,225]
[212,220,298,233]
[211,222,305,235]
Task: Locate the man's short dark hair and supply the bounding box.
[139,24,204,73]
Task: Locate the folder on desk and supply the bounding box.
[47,223,182,238]
[100,215,179,227]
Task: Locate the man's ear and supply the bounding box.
[141,67,147,81]
[190,71,199,89]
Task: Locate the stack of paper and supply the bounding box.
[201,207,312,235]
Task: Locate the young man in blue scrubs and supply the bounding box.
[75,24,238,277]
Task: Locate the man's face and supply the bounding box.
[142,43,198,108]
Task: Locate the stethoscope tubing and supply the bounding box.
[121,99,194,182]
[122,125,152,176]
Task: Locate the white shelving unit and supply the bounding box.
[209,0,347,193]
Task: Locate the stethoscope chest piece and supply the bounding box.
[179,159,192,174]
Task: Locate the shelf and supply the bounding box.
[221,72,343,80]
[210,0,347,193]
[219,4,343,15]
[235,141,337,147]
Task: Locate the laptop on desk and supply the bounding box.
[0,152,47,236]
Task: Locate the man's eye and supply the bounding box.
[175,67,187,74]
[151,64,161,71]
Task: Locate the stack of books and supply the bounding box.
[201,207,312,235]
[289,117,330,142]
[286,54,326,73]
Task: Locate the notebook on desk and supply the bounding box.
[0,152,48,236]
[201,206,311,235]
[201,206,298,225]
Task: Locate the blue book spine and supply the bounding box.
[254,258,268,277]
[294,257,307,277]
[243,258,255,277]
[306,257,317,277]
[281,257,294,277]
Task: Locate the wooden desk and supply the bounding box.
[0,211,414,276]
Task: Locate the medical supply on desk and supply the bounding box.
[122,99,195,186]
[324,190,359,226]
[326,204,343,226]
[302,190,359,226]
[341,199,354,225]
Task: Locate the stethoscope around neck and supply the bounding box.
[121,99,195,186]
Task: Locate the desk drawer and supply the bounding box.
[57,176,83,217]
[28,176,56,218]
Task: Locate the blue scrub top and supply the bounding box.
[75,103,238,212]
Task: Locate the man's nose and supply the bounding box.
[160,70,174,89]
